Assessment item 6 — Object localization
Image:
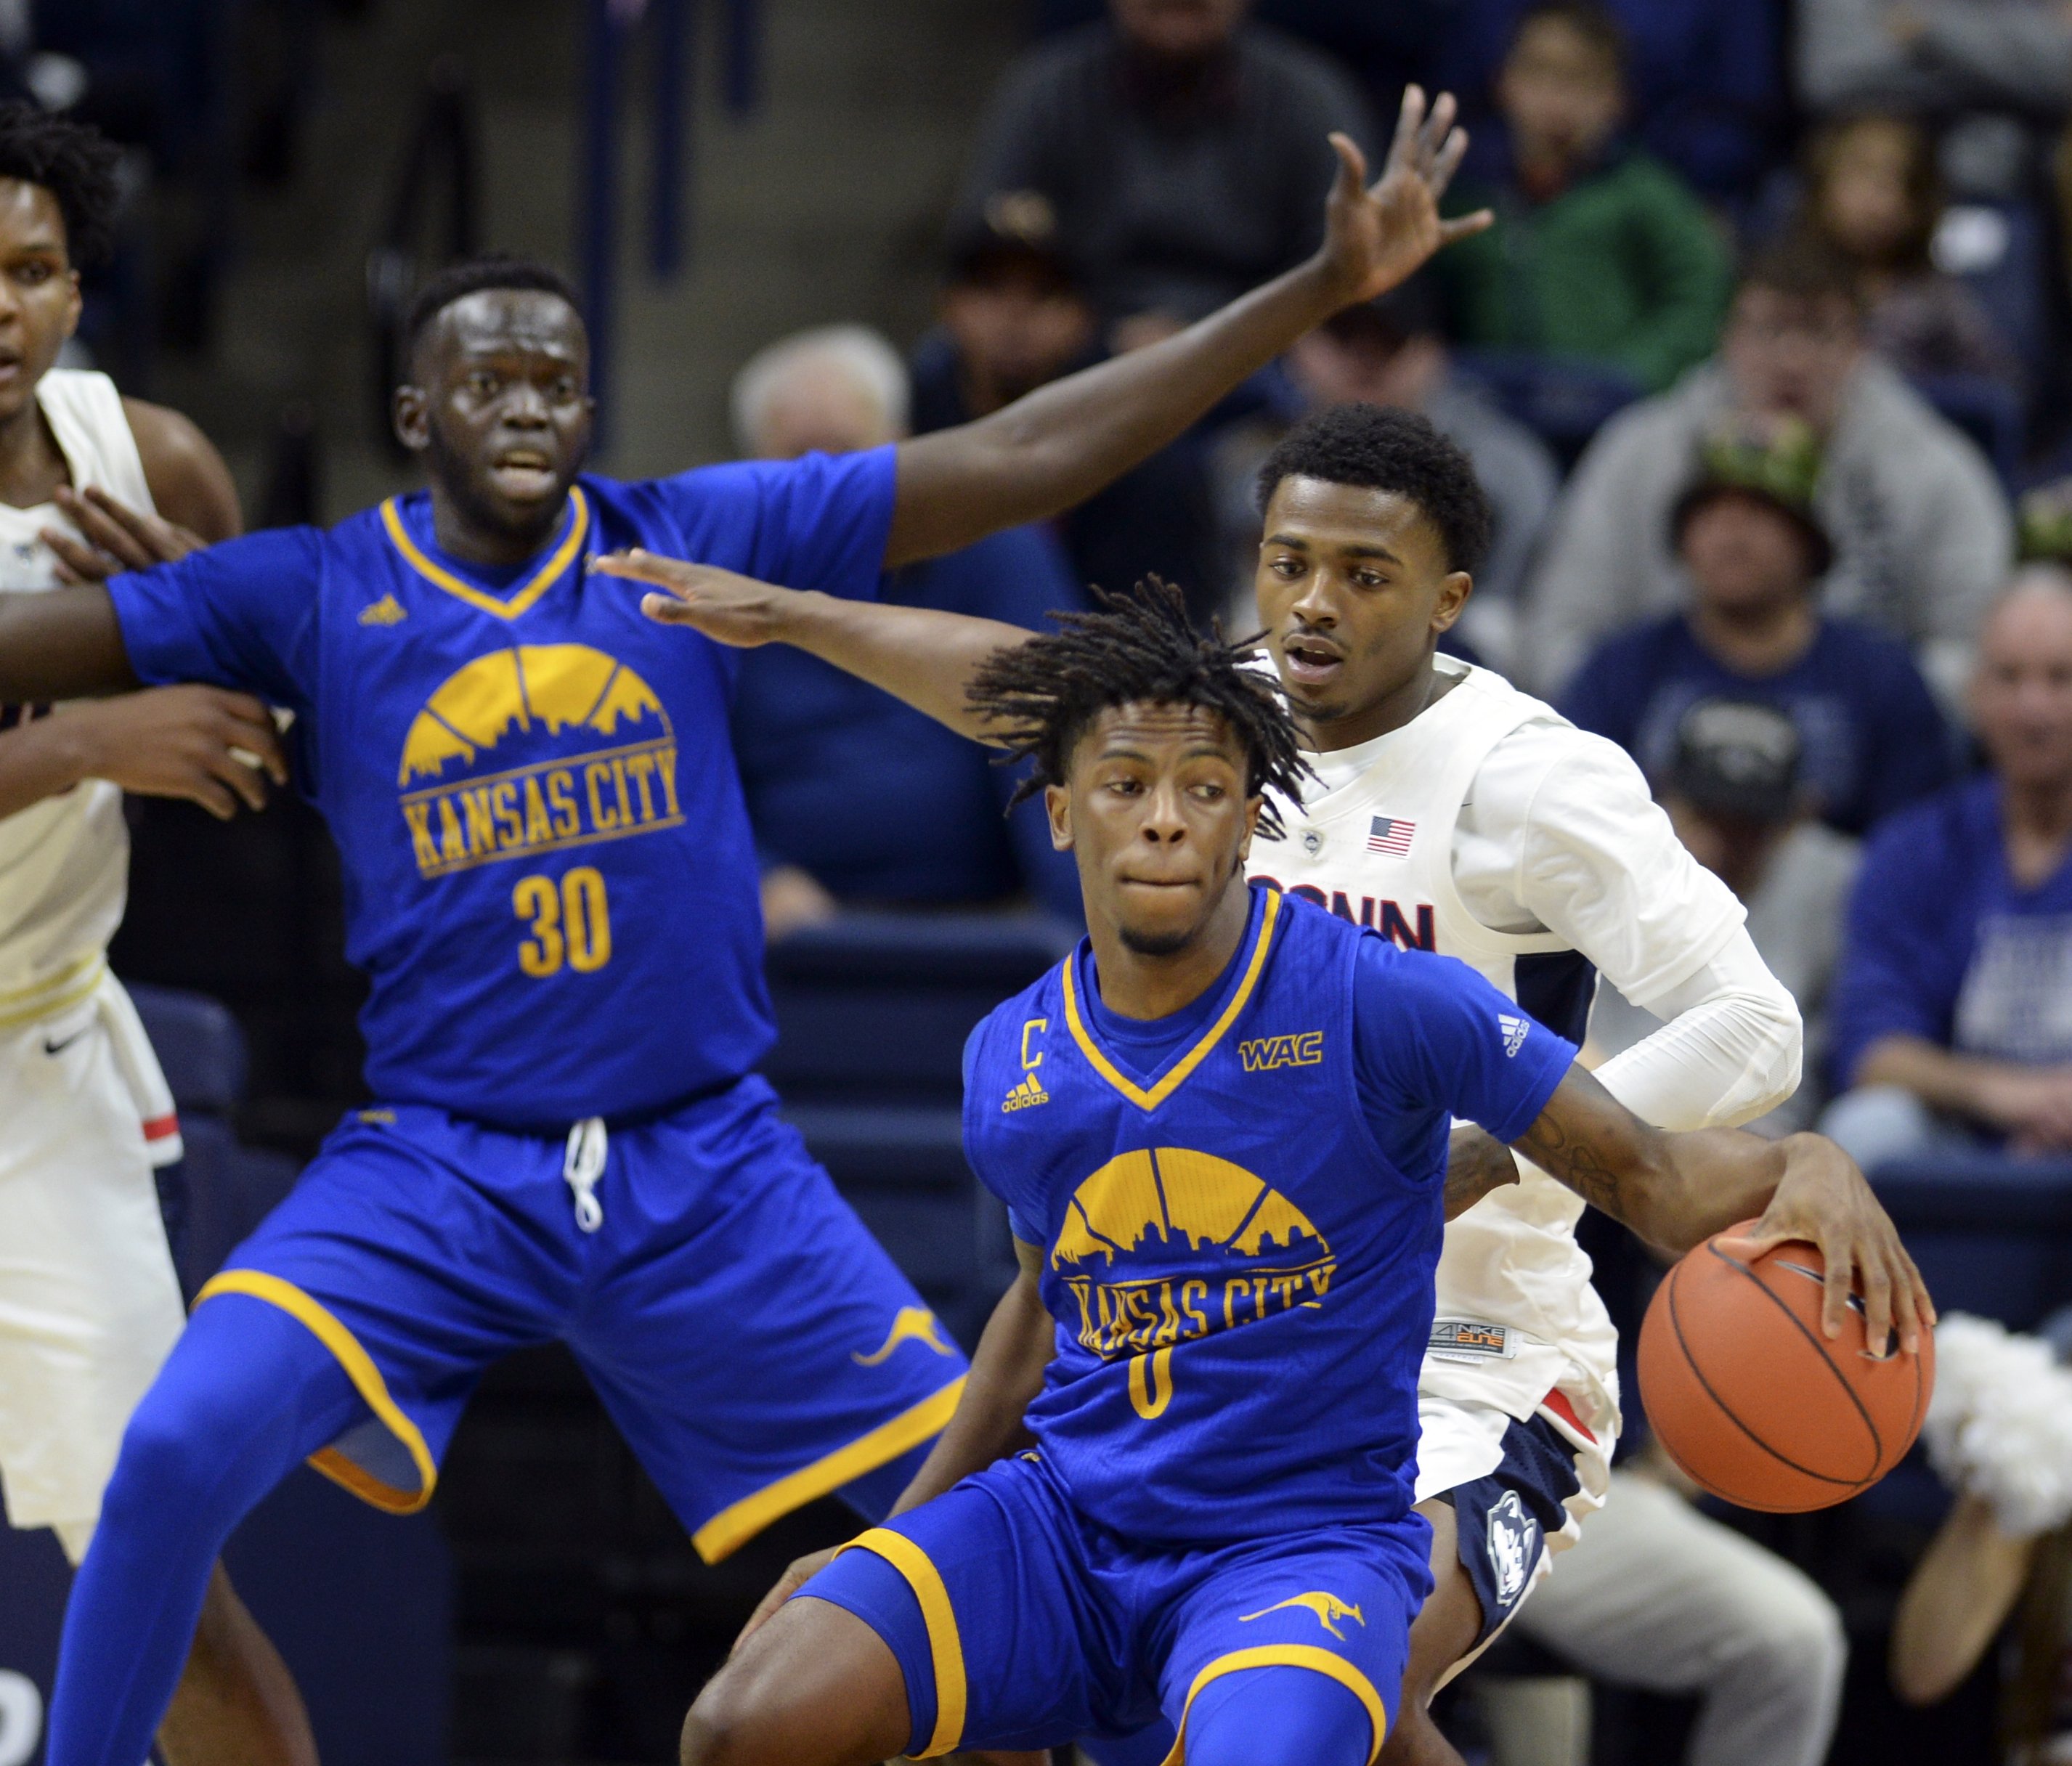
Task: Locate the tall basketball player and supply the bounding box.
[0,105,314,1766]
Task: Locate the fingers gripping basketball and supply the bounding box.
[1638,1225,1935,1513]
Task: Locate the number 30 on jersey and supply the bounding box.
[513,866,612,977]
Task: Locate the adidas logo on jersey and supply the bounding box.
[1002,1071,1049,1112]
[1498,1014,1530,1057]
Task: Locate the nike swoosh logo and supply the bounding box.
[42,1030,85,1056]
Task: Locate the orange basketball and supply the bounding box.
[1637,1224,1935,1513]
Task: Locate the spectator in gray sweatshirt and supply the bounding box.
[1524,239,2012,704]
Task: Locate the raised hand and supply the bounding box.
[1316,85,1492,311]
[591,550,805,648]
[1717,1134,1935,1358]
[41,484,208,584]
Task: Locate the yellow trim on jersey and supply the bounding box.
[0,953,105,1031]
[689,1376,966,1563]
[835,1529,967,1757]
[1062,887,1280,1113]
[379,486,590,622]
[195,1269,437,1515]
[1158,1643,1388,1766]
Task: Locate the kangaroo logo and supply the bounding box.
[853,1307,956,1366]
[1239,1592,1366,1640]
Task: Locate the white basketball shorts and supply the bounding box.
[0,976,185,1540]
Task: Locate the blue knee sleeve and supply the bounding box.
[46,1294,367,1766]
[1182,1665,1375,1766]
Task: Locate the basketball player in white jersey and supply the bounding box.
[594,395,1928,1766]
[0,105,314,1766]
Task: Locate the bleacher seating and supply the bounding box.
[764,913,1076,1345]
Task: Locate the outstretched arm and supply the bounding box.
[734,1242,1055,1647]
[0,584,137,699]
[882,87,1492,567]
[592,553,1030,742]
[1511,1062,1931,1354]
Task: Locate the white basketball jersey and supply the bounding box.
[0,370,153,1028]
[1252,659,1621,1431]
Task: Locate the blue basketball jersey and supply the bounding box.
[105,452,895,1127]
[963,885,1575,1546]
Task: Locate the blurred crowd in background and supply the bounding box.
[17,0,2072,1761]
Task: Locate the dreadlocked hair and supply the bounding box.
[966,578,1309,839]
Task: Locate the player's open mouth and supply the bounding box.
[489,449,557,495]
[1280,634,1343,688]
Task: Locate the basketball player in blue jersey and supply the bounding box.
[648,584,1920,1766]
[0,87,1498,1766]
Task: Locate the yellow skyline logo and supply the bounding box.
[394,644,683,879]
[1052,1147,1327,1271]
[1049,1147,1336,1373]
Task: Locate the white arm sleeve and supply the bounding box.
[1592,929,1804,1131]
[1456,722,1804,1130]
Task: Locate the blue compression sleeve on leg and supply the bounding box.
[45,1295,367,1766]
[1181,1665,1376,1766]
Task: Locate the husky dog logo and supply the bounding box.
[1487,1489,1540,1608]
[1240,1592,1367,1640]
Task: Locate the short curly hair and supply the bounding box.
[1256,403,1495,576]
[404,254,585,368]
[965,578,1310,839]
[0,104,123,268]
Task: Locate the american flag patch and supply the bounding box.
[1366,815,1415,856]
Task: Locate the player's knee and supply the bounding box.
[1183,1667,1374,1766]
[678,1664,790,1766]
[102,1396,218,1522]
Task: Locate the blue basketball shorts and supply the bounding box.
[192,1073,967,1560]
[799,1451,1431,1762]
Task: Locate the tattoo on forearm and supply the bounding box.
[1516,1114,1630,1219]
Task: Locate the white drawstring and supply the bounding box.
[563,1116,607,1233]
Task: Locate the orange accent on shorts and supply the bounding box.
[142,1113,179,1143]
[1541,1387,1593,1443]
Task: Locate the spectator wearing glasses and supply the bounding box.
[1527,240,2012,702]
[1822,569,2072,1165]
[1562,442,1954,839]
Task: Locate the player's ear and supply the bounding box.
[1431,569,1473,634]
[1046,782,1073,852]
[59,269,80,340]
[1240,794,1262,859]
[392,383,431,454]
